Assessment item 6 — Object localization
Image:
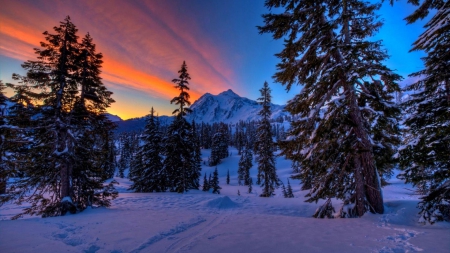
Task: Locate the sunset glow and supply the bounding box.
[1,0,428,119]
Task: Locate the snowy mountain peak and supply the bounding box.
[186,89,287,124]
[218,89,239,97]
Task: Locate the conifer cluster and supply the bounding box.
[0,17,117,218]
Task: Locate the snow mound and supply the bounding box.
[205,196,240,209]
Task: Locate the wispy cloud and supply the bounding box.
[0,0,237,118]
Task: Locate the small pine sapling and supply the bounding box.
[202,173,209,192]
[281,182,288,198]
[286,179,294,198]
[211,167,221,194]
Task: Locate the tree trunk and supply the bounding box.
[60,162,70,199]
[347,85,384,214]
[354,155,366,217]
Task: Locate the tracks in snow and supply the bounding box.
[129,210,234,253]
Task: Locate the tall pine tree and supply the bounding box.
[259,0,401,216]
[399,1,450,223]
[163,61,199,193]
[129,108,166,192]
[255,81,279,197]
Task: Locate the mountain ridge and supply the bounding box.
[114,89,288,133]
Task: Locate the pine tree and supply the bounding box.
[1,81,34,194]
[0,81,12,195]
[238,146,253,186]
[129,108,166,192]
[163,61,198,193]
[226,169,230,185]
[202,173,210,191]
[255,82,279,197]
[0,17,117,218]
[281,182,288,198]
[190,121,202,189]
[286,179,294,198]
[259,0,401,216]
[211,167,221,194]
[209,124,228,166]
[399,2,450,223]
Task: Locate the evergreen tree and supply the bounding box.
[211,167,221,194]
[259,0,401,216]
[399,2,450,223]
[202,173,210,191]
[238,146,253,186]
[226,169,230,185]
[129,108,166,192]
[255,82,279,197]
[0,17,117,218]
[286,179,294,198]
[190,121,202,189]
[163,61,198,193]
[281,182,288,198]
[209,124,228,166]
[0,81,13,195]
[243,147,253,186]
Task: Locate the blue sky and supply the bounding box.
[0,0,428,119]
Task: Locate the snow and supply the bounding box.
[105,113,123,122]
[1,147,449,253]
[187,89,288,124]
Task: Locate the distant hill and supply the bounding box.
[106,114,122,122]
[114,115,173,134]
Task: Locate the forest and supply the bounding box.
[0,0,448,227]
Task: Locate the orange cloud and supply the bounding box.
[0,0,239,118]
[102,55,201,101]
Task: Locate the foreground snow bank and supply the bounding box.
[1,148,449,252]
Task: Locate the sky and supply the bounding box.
[0,0,429,120]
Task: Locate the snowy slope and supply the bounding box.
[105,113,122,122]
[186,89,287,124]
[1,147,449,253]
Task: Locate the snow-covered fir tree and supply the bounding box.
[1,81,34,195]
[211,167,221,194]
[0,17,117,218]
[286,179,294,198]
[209,123,228,166]
[202,173,210,191]
[190,121,202,189]
[248,177,253,194]
[129,108,166,192]
[259,0,401,216]
[399,1,450,223]
[234,123,246,155]
[238,146,253,186]
[163,61,199,193]
[281,182,288,198]
[0,81,10,195]
[255,81,279,197]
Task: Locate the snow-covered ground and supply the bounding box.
[1,148,449,253]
